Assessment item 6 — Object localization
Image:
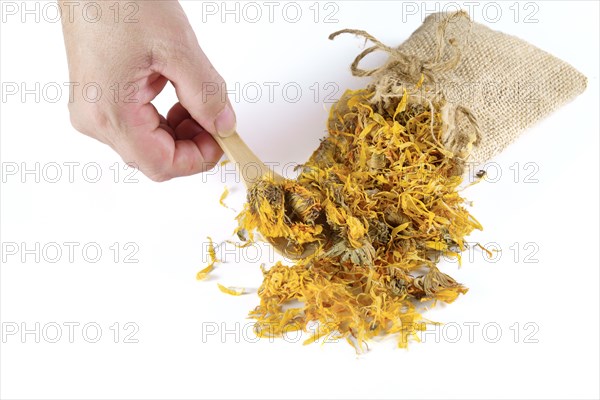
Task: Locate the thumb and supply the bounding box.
[163,47,237,138]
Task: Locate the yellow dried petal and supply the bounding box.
[217,283,245,296]
[196,264,214,281]
[393,89,408,119]
[207,236,218,264]
[425,241,447,251]
[219,186,229,208]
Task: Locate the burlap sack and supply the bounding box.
[331,11,587,168]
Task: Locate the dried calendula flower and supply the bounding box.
[412,266,468,303]
[235,88,481,350]
[237,177,325,256]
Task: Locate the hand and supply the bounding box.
[60,0,236,181]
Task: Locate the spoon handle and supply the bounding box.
[213,133,270,188]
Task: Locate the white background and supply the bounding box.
[1,1,599,399]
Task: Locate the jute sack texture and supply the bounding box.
[331,11,587,167]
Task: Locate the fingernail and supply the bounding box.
[215,103,236,137]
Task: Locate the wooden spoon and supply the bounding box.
[213,132,319,259]
[212,132,283,187]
